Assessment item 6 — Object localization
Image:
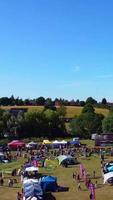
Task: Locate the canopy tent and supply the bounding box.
[52,140,62,148]
[52,140,60,144]
[8,140,25,149]
[23,181,43,199]
[57,155,73,165]
[23,166,39,180]
[73,137,79,141]
[25,166,39,172]
[40,176,57,192]
[57,155,79,166]
[60,140,67,144]
[28,142,37,145]
[23,179,39,185]
[69,140,80,146]
[104,172,113,183]
[42,140,51,145]
[26,142,38,148]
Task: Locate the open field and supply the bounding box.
[1,106,109,117]
[0,155,112,200]
[0,140,113,200]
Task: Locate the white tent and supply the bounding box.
[25,166,38,172]
[23,179,39,185]
[52,140,60,144]
[28,141,37,145]
[26,141,37,148]
[104,172,113,183]
[60,140,67,144]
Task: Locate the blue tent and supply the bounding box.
[41,176,57,192]
[23,181,43,199]
[70,141,80,145]
[107,165,113,172]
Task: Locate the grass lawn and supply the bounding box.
[1,105,109,117]
[0,142,113,200]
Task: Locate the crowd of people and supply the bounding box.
[0,141,113,200]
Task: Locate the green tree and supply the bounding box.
[0,121,5,138]
[36,97,45,105]
[101,98,107,105]
[82,103,95,113]
[57,105,67,117]
[10,95,15,106]
[70,115,85,138]
[79,101,85,107]
[102,112,113,133]
[24,99,30,105]
[70,105,103,138]
[86,97,97,105]
[44,109,66,138]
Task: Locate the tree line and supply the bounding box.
[0,102,113,140]
[0,106,67,139]
[0,95,111,109]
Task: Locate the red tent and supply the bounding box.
[8,140,25,149]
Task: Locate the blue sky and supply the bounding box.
[0,0,113,101]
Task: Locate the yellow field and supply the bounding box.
[1,106,109,117]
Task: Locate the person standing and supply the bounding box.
[0,177,4,186]
[89,193,93,200]
[77,183,81,191]
[93,170,96,178]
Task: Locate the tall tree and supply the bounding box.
[82,103,95,113]
[86,97,97,105]
[102,111,113,133]
[70,104,103,138]
[36,97,45,105]
[101,98,107,105]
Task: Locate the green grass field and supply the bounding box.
[1,105,109,117]
[0,140,113,200]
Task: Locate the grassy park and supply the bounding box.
[0,140,113,200]
[0,0,112,199]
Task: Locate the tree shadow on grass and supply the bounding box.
[43,193,56,200]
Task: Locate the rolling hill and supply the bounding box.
[0,105,109,118]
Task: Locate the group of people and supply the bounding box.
[0,177,17,187]
[1,142,110,200]
[72,169,96,200]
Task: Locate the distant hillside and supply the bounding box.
[1,105,109,118]
[65,106,109,117]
